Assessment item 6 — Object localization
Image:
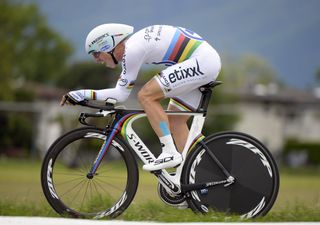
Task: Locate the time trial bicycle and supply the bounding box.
[41,81,279,219]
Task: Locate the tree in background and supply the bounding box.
[0,1,72,156]
[0,0,73,101]
[222,54,280,90]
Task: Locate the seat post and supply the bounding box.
[197,88,213,113]
[196,81,222,114]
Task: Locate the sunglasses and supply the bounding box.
[92,52,101,58]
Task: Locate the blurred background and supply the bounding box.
[0,0,319,219]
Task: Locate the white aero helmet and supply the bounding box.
[85,23,134,54]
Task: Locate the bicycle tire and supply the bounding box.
[182,131,279,218]
[41,127,139,219]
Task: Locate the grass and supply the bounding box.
[0,158,319,221]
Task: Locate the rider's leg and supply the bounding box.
[139,53,221,170]
[138,79,182,171]
[167,104,190,153]
[137,79,168,136]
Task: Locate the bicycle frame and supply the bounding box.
[126,111,207,193]
[86,109,206,195]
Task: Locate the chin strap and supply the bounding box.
[109,50,118,65]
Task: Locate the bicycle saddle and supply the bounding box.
[199,81,222,92]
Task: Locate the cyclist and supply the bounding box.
[60,24,221,171]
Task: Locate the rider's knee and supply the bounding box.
[138,78,165,106]
[138,86,152,105]
[138,83,163,105]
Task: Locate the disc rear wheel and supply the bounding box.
[182,132,279,218]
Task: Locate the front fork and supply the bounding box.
[87,128,118,179]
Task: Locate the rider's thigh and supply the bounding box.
[138,78,165,102]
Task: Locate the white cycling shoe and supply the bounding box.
[143,152,183,171]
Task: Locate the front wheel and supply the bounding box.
[41,127,139,219]
[182,132,279,218]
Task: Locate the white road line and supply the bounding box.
[0,217,319,225]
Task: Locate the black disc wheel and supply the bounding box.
[41,127,138,219]
[182,132,279,218]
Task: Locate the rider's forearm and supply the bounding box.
[83,87,130,103]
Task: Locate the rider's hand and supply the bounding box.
[60,90,85,106]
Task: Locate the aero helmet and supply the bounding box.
[85,23,134,54]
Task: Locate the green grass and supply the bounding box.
[0,158,319,221]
